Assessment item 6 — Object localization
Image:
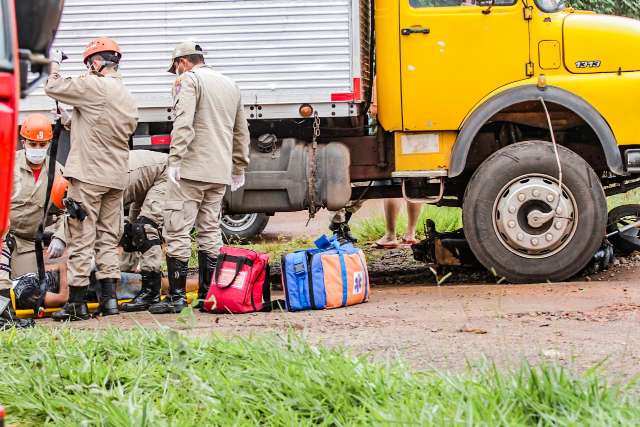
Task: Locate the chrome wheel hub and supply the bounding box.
[493,175,577,258]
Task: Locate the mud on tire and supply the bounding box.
[462,141,606,283]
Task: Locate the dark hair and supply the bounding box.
[178,54,205,65]
[88,51,120,67]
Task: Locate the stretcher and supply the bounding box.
[10,290,198,319]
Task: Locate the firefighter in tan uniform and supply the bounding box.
[149,42,250,314]
[119,150,168,312]
[44,38,138,321]
[0,114,67,329]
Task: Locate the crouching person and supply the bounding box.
[119,150,168,312]
[0,114,68,329]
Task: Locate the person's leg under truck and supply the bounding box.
[164,179,204,262]
[0,234,13,291]
[195,183,226,258]
[67,180,113,288]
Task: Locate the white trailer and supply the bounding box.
[21,0,371,122]
[21,0,374,240]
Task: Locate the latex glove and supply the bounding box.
[168,166,181,185]
[230,174,245,192]
[50,107,71,126]
[49,48,64,64]
[47,237,66,259]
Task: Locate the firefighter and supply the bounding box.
[0,113,68,329]
[44,38,138,321]
[149,41,250,314]
[119,150,168,312]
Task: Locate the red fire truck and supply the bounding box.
[0,0,64,241]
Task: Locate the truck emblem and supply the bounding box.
[575,61,601,69]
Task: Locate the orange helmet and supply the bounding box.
[83,37,122,64]
[20,113,53,142]
[51,176,69,210]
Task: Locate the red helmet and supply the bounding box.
[83,37,122,64]
[51,176,69,210]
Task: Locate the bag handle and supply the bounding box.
[214,254,253,288]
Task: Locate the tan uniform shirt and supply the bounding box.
[124,150,168,208]
[169,64,250,184]
[9,150,66,253]
[44,71,139,190]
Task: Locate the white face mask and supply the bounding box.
[25,147,48,165]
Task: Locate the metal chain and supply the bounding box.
[306,112,321,224]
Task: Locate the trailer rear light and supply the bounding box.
[151,135,171,145]
[330,78,362,103]
[299,104,314,117]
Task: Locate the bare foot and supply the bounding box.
[375,235,400,249]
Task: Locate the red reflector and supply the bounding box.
[331,92,354,102]
[353,77,361,102]
[151,135,171,145]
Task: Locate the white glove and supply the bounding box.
[49,48,64,64]
[50,107,71,126]
[47,238,66,259]
[230,174,245,192]
[168,166,181,185]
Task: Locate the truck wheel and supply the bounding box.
[221,213,269,243]
[462,141,606,283]
[606,204,640,256]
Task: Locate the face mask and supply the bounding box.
[25,147,48,165]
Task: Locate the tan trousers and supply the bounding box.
[164,178,225,262]
[0,236,38,291]
[330,200,365,224]
[120,181,165,273]
[67,179,123,287]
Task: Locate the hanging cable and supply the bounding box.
[539,97,563,213]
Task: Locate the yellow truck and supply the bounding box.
[23,0,640,283]
[374,0,640,282]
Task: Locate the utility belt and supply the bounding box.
[120,216,162,254]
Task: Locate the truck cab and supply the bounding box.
[377,0,640,282]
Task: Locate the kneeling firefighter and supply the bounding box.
[119,150,168,312]
[44,38,139,321]
[0,114,68,329]
[150,42,250,314]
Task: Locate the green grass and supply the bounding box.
[353,205,463,242]
[0,327,638,426]
[351,190,640,244]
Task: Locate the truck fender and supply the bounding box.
[449,85,625,177]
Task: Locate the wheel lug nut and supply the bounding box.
[547,194,554,202]
[556,207,562,214]
[508,206,516,214]
[555,221,562,230]
[546,233,553,242]
[532,189,540,197]
[518,193,526,202]
[531,238,539,246]
[517,233,524,241]
[508,220,516,228]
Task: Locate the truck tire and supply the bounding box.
[606,204,640,256]
[221,213,269,243]
[462,141,606,283]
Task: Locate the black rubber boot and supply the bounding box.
[0,289,35,329]
[98,278,119,316]
[195,251,216,310]
[121,271,161,312]
[149,257,188,314]
[52,286,90,322]
[329,222,358,244]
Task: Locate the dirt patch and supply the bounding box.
[506,303,640,323]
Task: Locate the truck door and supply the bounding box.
[399,0,530,131]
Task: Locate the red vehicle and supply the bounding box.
[0,0,64,240]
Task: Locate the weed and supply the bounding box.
[0,328,638,426]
